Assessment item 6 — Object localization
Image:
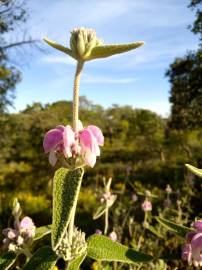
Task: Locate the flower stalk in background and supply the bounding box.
[2,199,35,258]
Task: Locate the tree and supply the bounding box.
[166,49,202,129]
[166,0,202,129]
[0,0,35,112]
[188,0,202,41]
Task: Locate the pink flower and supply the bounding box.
[43,122,104,168]
[182,220,202,266]
[109,231,117,241]
[141,199,152,212]
[193,220,202,232]
[20,217,36,238]
[95,229,102,235]
[43,125,65,166]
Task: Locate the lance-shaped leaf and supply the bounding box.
[93,205,107,220]
[0,252,16,270]
[44,38,76,59]
[186,164,202,177]
[156,217,193,238]
[88,42,144,60]
[34,225,52,241]
[67,253,87,270]
[87,235,152,264]
[52,167,84,250]
[23,246,58,270]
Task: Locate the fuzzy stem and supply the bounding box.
[72,61,84,132]
[104,208,109,235]
[68,171,83,244]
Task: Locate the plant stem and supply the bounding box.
[68,169,84,244]
[104,208,109,235]
[72,60,84,132]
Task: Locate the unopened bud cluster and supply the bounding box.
[70,27,102,61]
[2,199,35,253]
[56,227,87,261]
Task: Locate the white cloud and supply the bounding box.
[136,101,170,117]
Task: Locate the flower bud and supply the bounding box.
[109,231,117,241]
[12,198,22,219]
[70,27,103,61]
[55,227,87,261]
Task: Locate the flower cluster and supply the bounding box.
[182,220,202,267]
[2,216,35,253]
[141,199,152,212]
[43,121,104,168]
[100,191,117,207]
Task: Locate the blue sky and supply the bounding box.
[9,0,199,116]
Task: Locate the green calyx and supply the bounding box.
[44,27,145,62]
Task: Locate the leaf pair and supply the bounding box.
[44,38,144,62]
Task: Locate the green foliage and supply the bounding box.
[156,217,192,238]
[87,235,152,264]
[0,0,28,112]
[34,225,52,241]
[52,167,84,250]
[166,49,202,129]
[44,28,144,62]
[0,252,16,270]
[67,253,87,270]
[188,0,202,40]
[186,164,202,177]
[23,246,58,270]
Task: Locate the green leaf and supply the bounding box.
[156,217,193,238]
[185,164,202,177]
[43,38,76,59]
[0,252,16,270]
[160,252,181,261]
[147,225,163,238]
[52,167,84,250]
[89,42,144,60]
[93,205,107,220]
[34,225,51,241]
[67,253,86,270]
[23,246,58,270]
[87,235,152,264]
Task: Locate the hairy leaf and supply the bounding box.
[93,205,107,220]
[186,164,202,177]
[34,225,51,241]
[23,246,58,270]
[87,235,152,263]
[156,217,192,237]
[0,252,16,270]
[43,38,76,59]
[52,167,84,250]
[67,253,86,270]
[89,42,144,60]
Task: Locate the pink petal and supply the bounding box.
[49,150,58,166]
[63,125,75,158]
[79,129,94,152]
[43,128,64,153]
[87,125,104,146]
[20,217,34,229]
[193,221,202,232]
[84,150,96,167]
[191,232,202,249]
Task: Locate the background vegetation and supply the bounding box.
[0,0,201,269]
